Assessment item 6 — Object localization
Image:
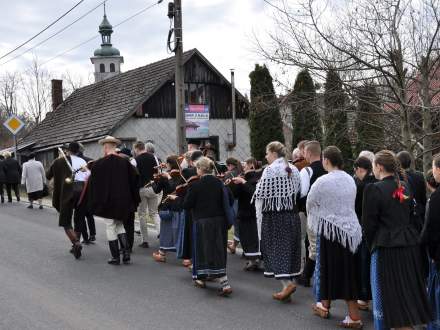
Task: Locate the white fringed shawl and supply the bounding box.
[252,158,301,239]
[306,170,362,253]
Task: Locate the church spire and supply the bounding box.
[90,5,124,83]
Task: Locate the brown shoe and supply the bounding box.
[339,316,363,329]
[272,283,296,301]
[313,302,330,319]
[227,241,236,254]
[152,251,166,262]
[218,287,232,297]
[194,280,206,288]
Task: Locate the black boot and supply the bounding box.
[108,240,120,265]
[297,258,316,287]
[118,233,131,265]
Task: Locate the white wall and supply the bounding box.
[112,117,251,161]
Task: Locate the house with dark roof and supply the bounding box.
[19,48,250,166]
[17,11,250,165]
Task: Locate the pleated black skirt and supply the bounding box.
[371,245,432,329]
[192,216,228,280]
[318,235,361,301]
[180,211,193,260]
[237,215,260,259]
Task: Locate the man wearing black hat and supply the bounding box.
[88,136,140,265]
[46,141,89,259]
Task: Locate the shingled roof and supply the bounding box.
[19,49,201,150]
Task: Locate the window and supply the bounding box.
[185,83,206,105]
[99,63,105,72]
[110,63,115,72]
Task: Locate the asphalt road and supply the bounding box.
[0,201,373,330]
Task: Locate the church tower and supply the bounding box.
[90,5,123,82]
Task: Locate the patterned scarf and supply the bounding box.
[307,170,362,253]
[252,158,301,239]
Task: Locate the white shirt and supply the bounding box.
[71,155,89,182]
[299,166,313,198]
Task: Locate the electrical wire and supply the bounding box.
[0,0,110,66]
[40,0,164,66]
[0,0,85,61]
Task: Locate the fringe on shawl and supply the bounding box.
[308,215,362,254]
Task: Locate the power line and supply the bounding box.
[40,0,164,67]
[0,0,86,61]
[0,0,110,66]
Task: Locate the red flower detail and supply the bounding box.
[392,186,409,203]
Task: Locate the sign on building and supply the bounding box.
[185,104,209,138]
[3,115,25,135]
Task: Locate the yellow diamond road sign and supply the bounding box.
[3,115,25,135]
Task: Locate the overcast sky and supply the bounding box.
[0,0,281,95]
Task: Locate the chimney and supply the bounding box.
[51,79,63,111]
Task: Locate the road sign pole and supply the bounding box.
[14,135,17,160]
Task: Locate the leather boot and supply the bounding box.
[297,258,315,287]
[108,240,120,265]
[118,233,131,264]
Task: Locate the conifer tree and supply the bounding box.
[248,64,284,160]
[291,69,322,146]
[323,69,353,167]
[355,83,385,154]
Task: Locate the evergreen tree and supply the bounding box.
[355,83,385,154]
[291,69,322,146]
[323,69,353,167]
[248,64,284,160]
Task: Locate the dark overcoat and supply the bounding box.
[0,159,6,183]
[4,158,21,184]
[88,154,140,221]
[46,157,74,226]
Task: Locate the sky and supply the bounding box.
[0,0,280,96]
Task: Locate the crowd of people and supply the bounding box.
[1,137,440,330]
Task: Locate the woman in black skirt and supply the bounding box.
[252,141,301,302]
[183,156,233,296]
[228,158,262,270]
[307,146,363,328]
[363,150,432,330]
[353,156,377,310]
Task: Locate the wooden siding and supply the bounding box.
[140,56,248,119]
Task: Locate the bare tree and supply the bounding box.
[61,70,85,99]
[0,71,21,117]
[257,0,440,171]
[21,55,51,125]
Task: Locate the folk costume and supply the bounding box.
[152,174,186,262]
[136,151,162,247]
[307,170,362,306]
[229,169,262,269]
[252,158,302,281]
[354,173,377,303]
[183,174,233,293]
[46,152,83,259]
[179,166,198,260]
[421,186,440,330]
[21,158,46,208]
[297,160,327,287]
[363,176,432,329]
[88,138,140,265]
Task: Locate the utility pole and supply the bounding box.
[173,0,186,154]
[231,69,236,149]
